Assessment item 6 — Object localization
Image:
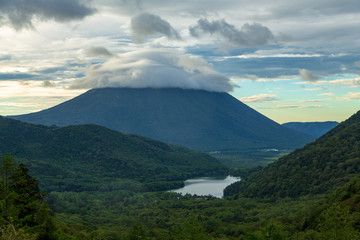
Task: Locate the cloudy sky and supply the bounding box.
[0,0,359,123]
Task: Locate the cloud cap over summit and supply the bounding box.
[71,49,235,92]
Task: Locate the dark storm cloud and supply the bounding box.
[131,13,181,43]
[0,0,96,29]
[190,19,275,47]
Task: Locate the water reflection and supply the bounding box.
[171,176,240,198]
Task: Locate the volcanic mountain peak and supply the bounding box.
[11,87,314,151]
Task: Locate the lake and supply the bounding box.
[171,176,240,198]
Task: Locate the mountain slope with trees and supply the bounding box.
[287,173,360,239]
[11,87,314,152]
[224,110,360,198]
[0,116,227,193]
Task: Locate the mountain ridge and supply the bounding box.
[282,121,339,137]
[11,87,315,152]
[0,116,227,192]
[224,110,360,198]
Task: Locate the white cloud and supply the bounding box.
[298,77,360,86]
[0,0,96,30]
[131,13,181,43]
[70,49,235,92]
[42,81,56,88]
[86,47,116,58]
[337,92,360,101]
[190,19,275,47]
[299,99,325,103]
[223,53,323,59]
[247,75,258,81]
[299,69,319,82]
[303,87,323,91]
[239,94,280,103]
[1,0,360,119]
[231,75,297,82]
[0,80,85,115]
[318,92,334,96]
[261,105,324,109]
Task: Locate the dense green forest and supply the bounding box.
[47,174,360,239]
[224,110,360,198]
[3,153,360,239]
[0,116,227,193]
[1,110,360,239]
[0,154,73,239]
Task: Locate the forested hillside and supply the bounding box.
[285,173,360,239]
[0,116,227,193]
[225,110,360,198]
[47,174,360,239]
[2,114,359,239]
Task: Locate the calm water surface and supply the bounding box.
[171,176,240,198]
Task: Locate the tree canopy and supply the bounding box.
[225,111,360,198]
[0,154,57,239]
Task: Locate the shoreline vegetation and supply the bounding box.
[2,155,359,239]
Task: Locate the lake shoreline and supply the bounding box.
[170,175,241,198]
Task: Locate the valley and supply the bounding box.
[1,1,359,239]
[1,97,359,239]
[171,175,240,198]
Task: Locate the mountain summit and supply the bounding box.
[11,88,314,151]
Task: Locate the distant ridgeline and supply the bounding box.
[282,121,339,137]
[11,87,314,152]
[0,116,227,193]
[224,110,360,198]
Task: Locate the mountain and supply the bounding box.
[11,87,314,152]
[282,121,339,137]
[224,110,360,198]
[0,116,227,192]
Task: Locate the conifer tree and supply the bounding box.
[0,153,16,224]
[9,163,46,228]
[0,154,58,239]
